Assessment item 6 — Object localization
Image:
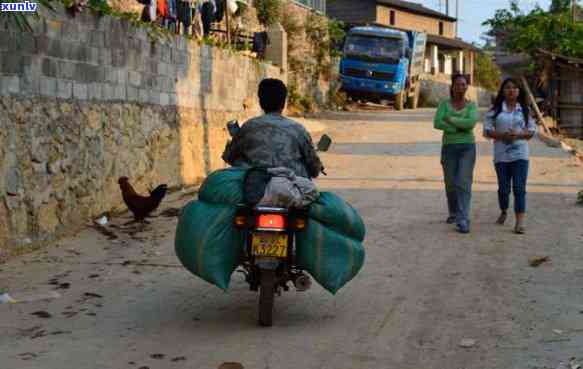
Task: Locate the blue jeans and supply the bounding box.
[441,144,476,224]
[494,160,529,213]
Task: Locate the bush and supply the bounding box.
[280,7,303,55]
[299,96,315,112]
[255,0,282,27]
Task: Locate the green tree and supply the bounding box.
[549,0,570,13]
[473,51,502,91]
[483,1,583,59]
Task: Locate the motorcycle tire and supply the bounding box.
[258,269,276,327]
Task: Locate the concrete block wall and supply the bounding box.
[0,5,282,260]
[419,73,493,107]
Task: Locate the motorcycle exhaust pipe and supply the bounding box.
[293,274,312,292]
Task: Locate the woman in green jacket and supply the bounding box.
[434,74,480,233]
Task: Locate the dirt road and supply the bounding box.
[2,108,583,369]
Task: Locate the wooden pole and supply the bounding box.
[225,0,231,45]
[520,75,551,135]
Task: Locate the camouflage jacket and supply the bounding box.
[222,113,323,179]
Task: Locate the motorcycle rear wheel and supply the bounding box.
[258,269,276,327]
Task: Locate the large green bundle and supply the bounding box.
[308,192,366,241]
[175,168,366,293]
[296,218,365,294]
[175,201,243,290]
[198,167,247,205]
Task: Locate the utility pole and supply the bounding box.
[456,0,460,36]
[445,0,449,15]
[573,0,577,25]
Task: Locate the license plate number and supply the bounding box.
[251,233,288,257]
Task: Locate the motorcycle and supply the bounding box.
[227,120,332,326]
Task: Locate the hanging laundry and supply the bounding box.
[214,0,224,23]
[252,32,269,57]
[157,0,168,19]
[177,0,193,31]
[201,0,215,36]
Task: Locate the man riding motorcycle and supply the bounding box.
[222,78,324,180]
[175,79,364,327]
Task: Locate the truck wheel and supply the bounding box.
[258,269,276,327]
[394,91,405,111]
[406,88,420,109]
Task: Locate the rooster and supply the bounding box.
[118,177,168,223]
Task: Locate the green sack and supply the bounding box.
[309,192,366,242]
[175,200,243,290]
[198,167,247,205]
[296,218,365,295]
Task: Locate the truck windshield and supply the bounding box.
[343,35,403,63]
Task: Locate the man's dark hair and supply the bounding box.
[258,78,287,113]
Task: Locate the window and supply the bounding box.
[291,0,326,13]
[439,22,444,36]
[390,10,395,25]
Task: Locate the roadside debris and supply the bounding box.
[553,329,564,335]
[556,358,581,369]
[529,256,551,267]
[0,293,17,303]
[95,216,108,226]
[31,311,52,318]
[17,352,38,361]
[219,363,244,369]
[62,311,78,318]
[160,208,181,217]
[2,291,61,304]
[83,292,103,299]
[90,224,118,240]
[459,338,477,348]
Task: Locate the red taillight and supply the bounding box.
[257,214,286,229]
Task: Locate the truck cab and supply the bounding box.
[339,26,426,110]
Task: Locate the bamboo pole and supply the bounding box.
[520,76,551,135]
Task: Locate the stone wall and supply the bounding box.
[283,1,337,109]
[419,74,493,108]
[0,5,282,260]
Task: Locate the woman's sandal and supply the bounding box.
[514,224,526,234]
[496,212,508,225]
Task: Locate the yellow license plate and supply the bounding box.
[251,233,288,257]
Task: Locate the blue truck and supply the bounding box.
[339,26,427,110]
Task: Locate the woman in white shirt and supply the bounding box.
[483,78,537,234]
